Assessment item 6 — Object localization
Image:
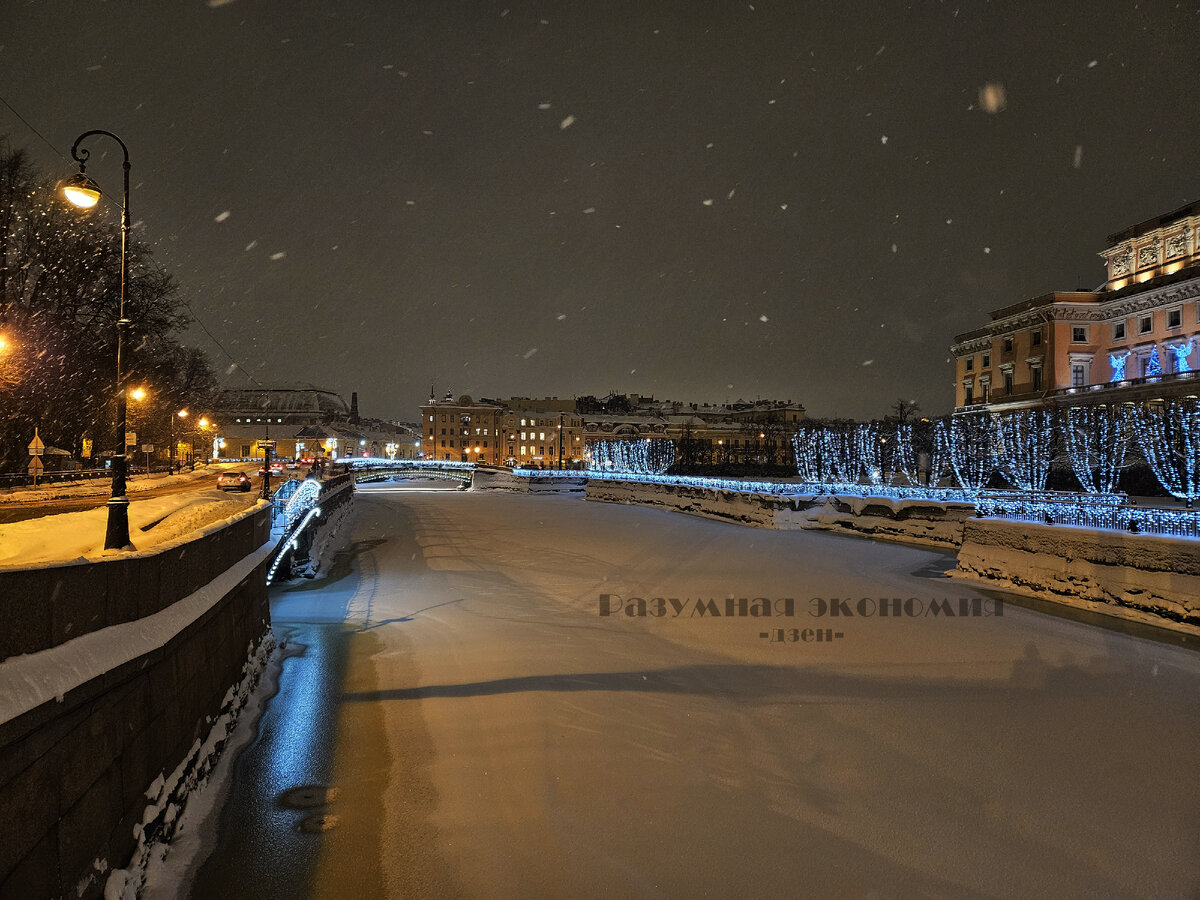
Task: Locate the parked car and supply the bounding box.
[217,472,252,492]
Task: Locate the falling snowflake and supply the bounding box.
[702,199,714,206]
[880,135,888,144]
[270,251,286,261]
[538,102,552,110]
[556,313,567,320]
[1073,145,1084,169]
[984,247,991,254]
[780,203,788,210]
[727,188,736,200]
[1087,60,1098,68]
[583,207,595,214]
[560,115,576,129]
[862,359,875,366]
[523,348,538,359]
[891,244,898,253]
[214,211,230,223]
[978,83,1007,114]
[244,240,258,251]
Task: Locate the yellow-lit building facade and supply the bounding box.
[951,201,1200,412]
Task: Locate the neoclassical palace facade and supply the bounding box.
[951,200,1200,412]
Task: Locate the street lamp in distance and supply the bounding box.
[63,128,134,550]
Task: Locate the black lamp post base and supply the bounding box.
[104,497,134,550]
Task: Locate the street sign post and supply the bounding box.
[27,428,45,486]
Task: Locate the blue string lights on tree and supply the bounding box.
[886,423,918,485]
[936,413,995,494]
[994,409,1054,491]
[1134,398,1200,506]
[1063,404,1131,494]
[855,422,883,484]
[587,438,675,474]
[1109,350,1130,381]
[1170,340,1195,374]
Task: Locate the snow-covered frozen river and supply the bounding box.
[190,482,1200,899]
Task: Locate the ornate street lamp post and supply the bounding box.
[63,130,133,549]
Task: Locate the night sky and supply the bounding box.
[3,1,1198,422]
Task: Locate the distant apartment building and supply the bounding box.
[951,200,1200,412]
[418,392,805,467]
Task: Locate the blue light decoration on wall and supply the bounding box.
[1109,350,1130,381]
[586,438,675,474]
[1147,345,1163,377]
[1171,340,1195,374]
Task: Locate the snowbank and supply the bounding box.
[0,491,260,569]
[954,518,1200,630]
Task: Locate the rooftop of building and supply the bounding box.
[1105,198,1200,246]
[215,383,351,417]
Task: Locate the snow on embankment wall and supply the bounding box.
[955,518,1200,628]
[585,478,971,548]
[473,468,586,493]
[0,508,274,900]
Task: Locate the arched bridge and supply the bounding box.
[345,457,476,486]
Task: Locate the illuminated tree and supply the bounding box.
[1063,404,1130,493]
[993,409,1055,491]
[1134,398,1200,506]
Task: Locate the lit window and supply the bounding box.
[1072,365,1085,387]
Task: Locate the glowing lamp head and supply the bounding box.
[177,409,189,419]
[130,387,146,401]
[62,173,102,209]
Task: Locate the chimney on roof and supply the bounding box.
[349,391,360,425]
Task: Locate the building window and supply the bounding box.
[982,354,991,368]
[1031,367,1042,390]
[965,358,974,372]
[964,386,974,405]
[1003,371,1013,395]
[1071,326,1088,343]
[1003,338,1013,352]
[1112,322,1125,341]
[1139,315,1153,334]
[1031,330,1042,346]
[1167,308,1182,329]
[1071,365,1085,387]
[980,383,990,403]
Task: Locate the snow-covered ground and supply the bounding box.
[183,486,1200,899]
[0,490,260,568]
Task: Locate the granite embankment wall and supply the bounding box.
[584,478,973,548]
[955,518,1200,627]
[584,477,1200,634]
[0,506,273,899]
